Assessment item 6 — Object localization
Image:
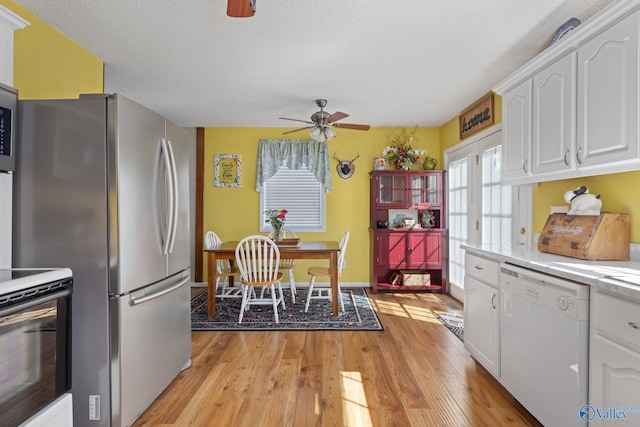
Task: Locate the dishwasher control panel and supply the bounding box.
[500,263,589,321]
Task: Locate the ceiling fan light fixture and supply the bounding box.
[309,127,325,142]
[324,127,336,140]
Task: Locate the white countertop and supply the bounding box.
[462,244,640,301]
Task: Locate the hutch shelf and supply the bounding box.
[370,170,447,294]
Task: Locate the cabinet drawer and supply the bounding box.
[465,253,499,285]
[592,292,640,348]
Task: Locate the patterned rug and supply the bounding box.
[434,312,464,341]
[191,288,383,331]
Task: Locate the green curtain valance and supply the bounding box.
[256,139,332,193]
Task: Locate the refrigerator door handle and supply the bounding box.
[129,273,189,306]
[160,138,175,255]
[165,138,179,254]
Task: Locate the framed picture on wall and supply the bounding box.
[214,154,242,187]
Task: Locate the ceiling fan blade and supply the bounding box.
[333,123,371,131]
[282,126,314,135]
[327,111,349,123]
[227,0,256,17]
[279,117,314,125]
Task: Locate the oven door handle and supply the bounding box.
[0,288,72,317]
[129,275,189,306]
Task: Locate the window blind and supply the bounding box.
[261,166,325,232]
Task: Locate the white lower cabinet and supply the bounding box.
[463,253,500,377]
[589,290,640,426]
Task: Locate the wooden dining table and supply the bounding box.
[204,240,341,317]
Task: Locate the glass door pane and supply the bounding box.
[379,174,407,205]
[482,146,512,246]
[447,158,469,290]
[409,174,439,205]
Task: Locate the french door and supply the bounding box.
[445,124,531,301]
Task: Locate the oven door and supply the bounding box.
[0,277,72,427]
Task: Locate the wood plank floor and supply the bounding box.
[133,290,542,427]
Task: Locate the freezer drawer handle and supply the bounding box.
[129,275,189,306]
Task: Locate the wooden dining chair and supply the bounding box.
[304,231,350,313]
[267,228,297,303]
[204,231,241,298]
[235,235,285,323]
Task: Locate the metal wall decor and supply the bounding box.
[333,152,359,179]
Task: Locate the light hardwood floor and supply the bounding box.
[133,291,541,426]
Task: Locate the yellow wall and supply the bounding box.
[3,0,103,98]
[203,126,440,282]
[534,173,640,241]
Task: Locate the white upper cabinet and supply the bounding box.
[494,0,640,184]
[577,11,640,170]
[532,53,576,176]
[502,80,532,183]
[0,5,29,87]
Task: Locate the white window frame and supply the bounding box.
[260,165,326,232]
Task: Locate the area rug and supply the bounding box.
[191,288,383,331]
[434,312,464,341]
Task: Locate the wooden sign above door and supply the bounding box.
[459,93,494,140]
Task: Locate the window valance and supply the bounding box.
[256,139,332,193]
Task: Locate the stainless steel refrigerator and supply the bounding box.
[13,94,192,427]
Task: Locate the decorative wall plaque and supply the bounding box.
[459,93,494,140]
[214,154,241,187]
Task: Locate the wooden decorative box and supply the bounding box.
[538,213,630,260]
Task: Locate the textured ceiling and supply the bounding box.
[15,0,613,129]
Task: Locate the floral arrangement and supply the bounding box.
[264,209,287,228]
[265,209,288,241]
[382,127,427,170]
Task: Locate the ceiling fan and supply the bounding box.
[279,99,371,142]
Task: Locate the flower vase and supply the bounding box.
[271,223,284,242]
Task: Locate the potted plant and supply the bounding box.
[421,210,435,228]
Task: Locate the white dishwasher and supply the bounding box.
[500,263,590,427]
